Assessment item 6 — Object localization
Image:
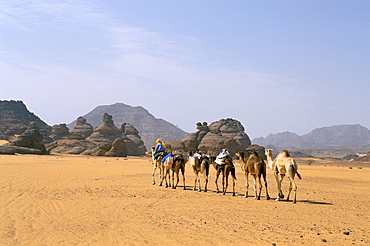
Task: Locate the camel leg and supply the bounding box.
[151,164,157,185]
[232,176,236,197]
[158,165,164,186]
[253,175,258,199]
[167,169,171,188]
[172,170,177,189]
[204,174,208,192]
[181,166,186,190]
[286,175,298,203]
[231,166,236,196]
[193,174,198,191]
[175,170,180,189]
[263,171,270,200]
[275,172,285,201]
[215,170,220,193]
[243,173,249,198]
[223,171,228,195]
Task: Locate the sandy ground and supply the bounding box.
[1,154,369,246]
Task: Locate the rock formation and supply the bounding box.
[67,102,189,148]
[50,124,70,140]
[0,122,48,154]
[166,118,252,155]
[86,113,122,143]
[69,117,93,140]
[121,123,146,156]
[0,100,51,140]
[47,113,145,156]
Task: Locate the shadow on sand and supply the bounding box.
[299,200,333,205]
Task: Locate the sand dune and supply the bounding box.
[1,154,369,245]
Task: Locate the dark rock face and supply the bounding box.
[69,117,93,140]
[0,100,51,140]
[167,118,251,155]
[67,102,189,149]
[0,122,48,154]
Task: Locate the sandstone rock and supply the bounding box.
[10,122,47,153]
[121,123,146,155]
[105,138,127,157]
[0,100,51,140]
[69,117,93,140]
[47,139,97,155]
[0,122,48,154]
[50,124,70,140]
[167,118,251,155]
[87,113,121,143]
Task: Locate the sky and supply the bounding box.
[1,1,369,139]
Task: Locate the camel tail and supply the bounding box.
[296,172,302,180]
[231,167,237,180]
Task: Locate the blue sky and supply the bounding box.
[1,1,369,139]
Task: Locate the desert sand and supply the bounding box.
[1,154,369,245]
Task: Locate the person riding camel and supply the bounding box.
[215,148,230,164]
[153,138,166,160]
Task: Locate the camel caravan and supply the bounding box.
[150,141,302,204]
[148,119,302,203]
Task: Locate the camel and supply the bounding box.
[151,146,165,186]
[211,155,236,196]
[265,149,302,204]
[170,153,186,189]
[236,151,270,200]
[190,153,210,192]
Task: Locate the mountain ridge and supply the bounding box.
[253,124,370,152]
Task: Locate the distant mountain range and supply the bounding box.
[67,102,189,148]
[253,124,370,152]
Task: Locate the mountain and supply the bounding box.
[67,102,189,148]
[0,100,51,139]
[253,124,370,152]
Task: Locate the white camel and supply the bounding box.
[265,149,301,204]
[151,146,165,185]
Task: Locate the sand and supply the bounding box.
[1,154,369,245]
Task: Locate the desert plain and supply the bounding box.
[0,154,369,245]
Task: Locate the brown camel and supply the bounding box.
[190,153,210,192]
[265,149,302,204]
[170,153,186,189]
[211,155,236,196]
[236,151,270,200]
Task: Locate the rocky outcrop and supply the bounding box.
[50,124,70,140]
[121,123,146,156]
[166,118,252,155]
[0,100,51,140]
[67,102,189,148]
[0,122,48,154]
[47,113,145,156]
[104,138,128,157]
[86,113,122,143]
[69,117,93,140]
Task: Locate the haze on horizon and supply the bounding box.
[1,1,369,139]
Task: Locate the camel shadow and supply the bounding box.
[299,200,333,205]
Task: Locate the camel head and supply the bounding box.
[265,149,274,170]
[265,149,273,157]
